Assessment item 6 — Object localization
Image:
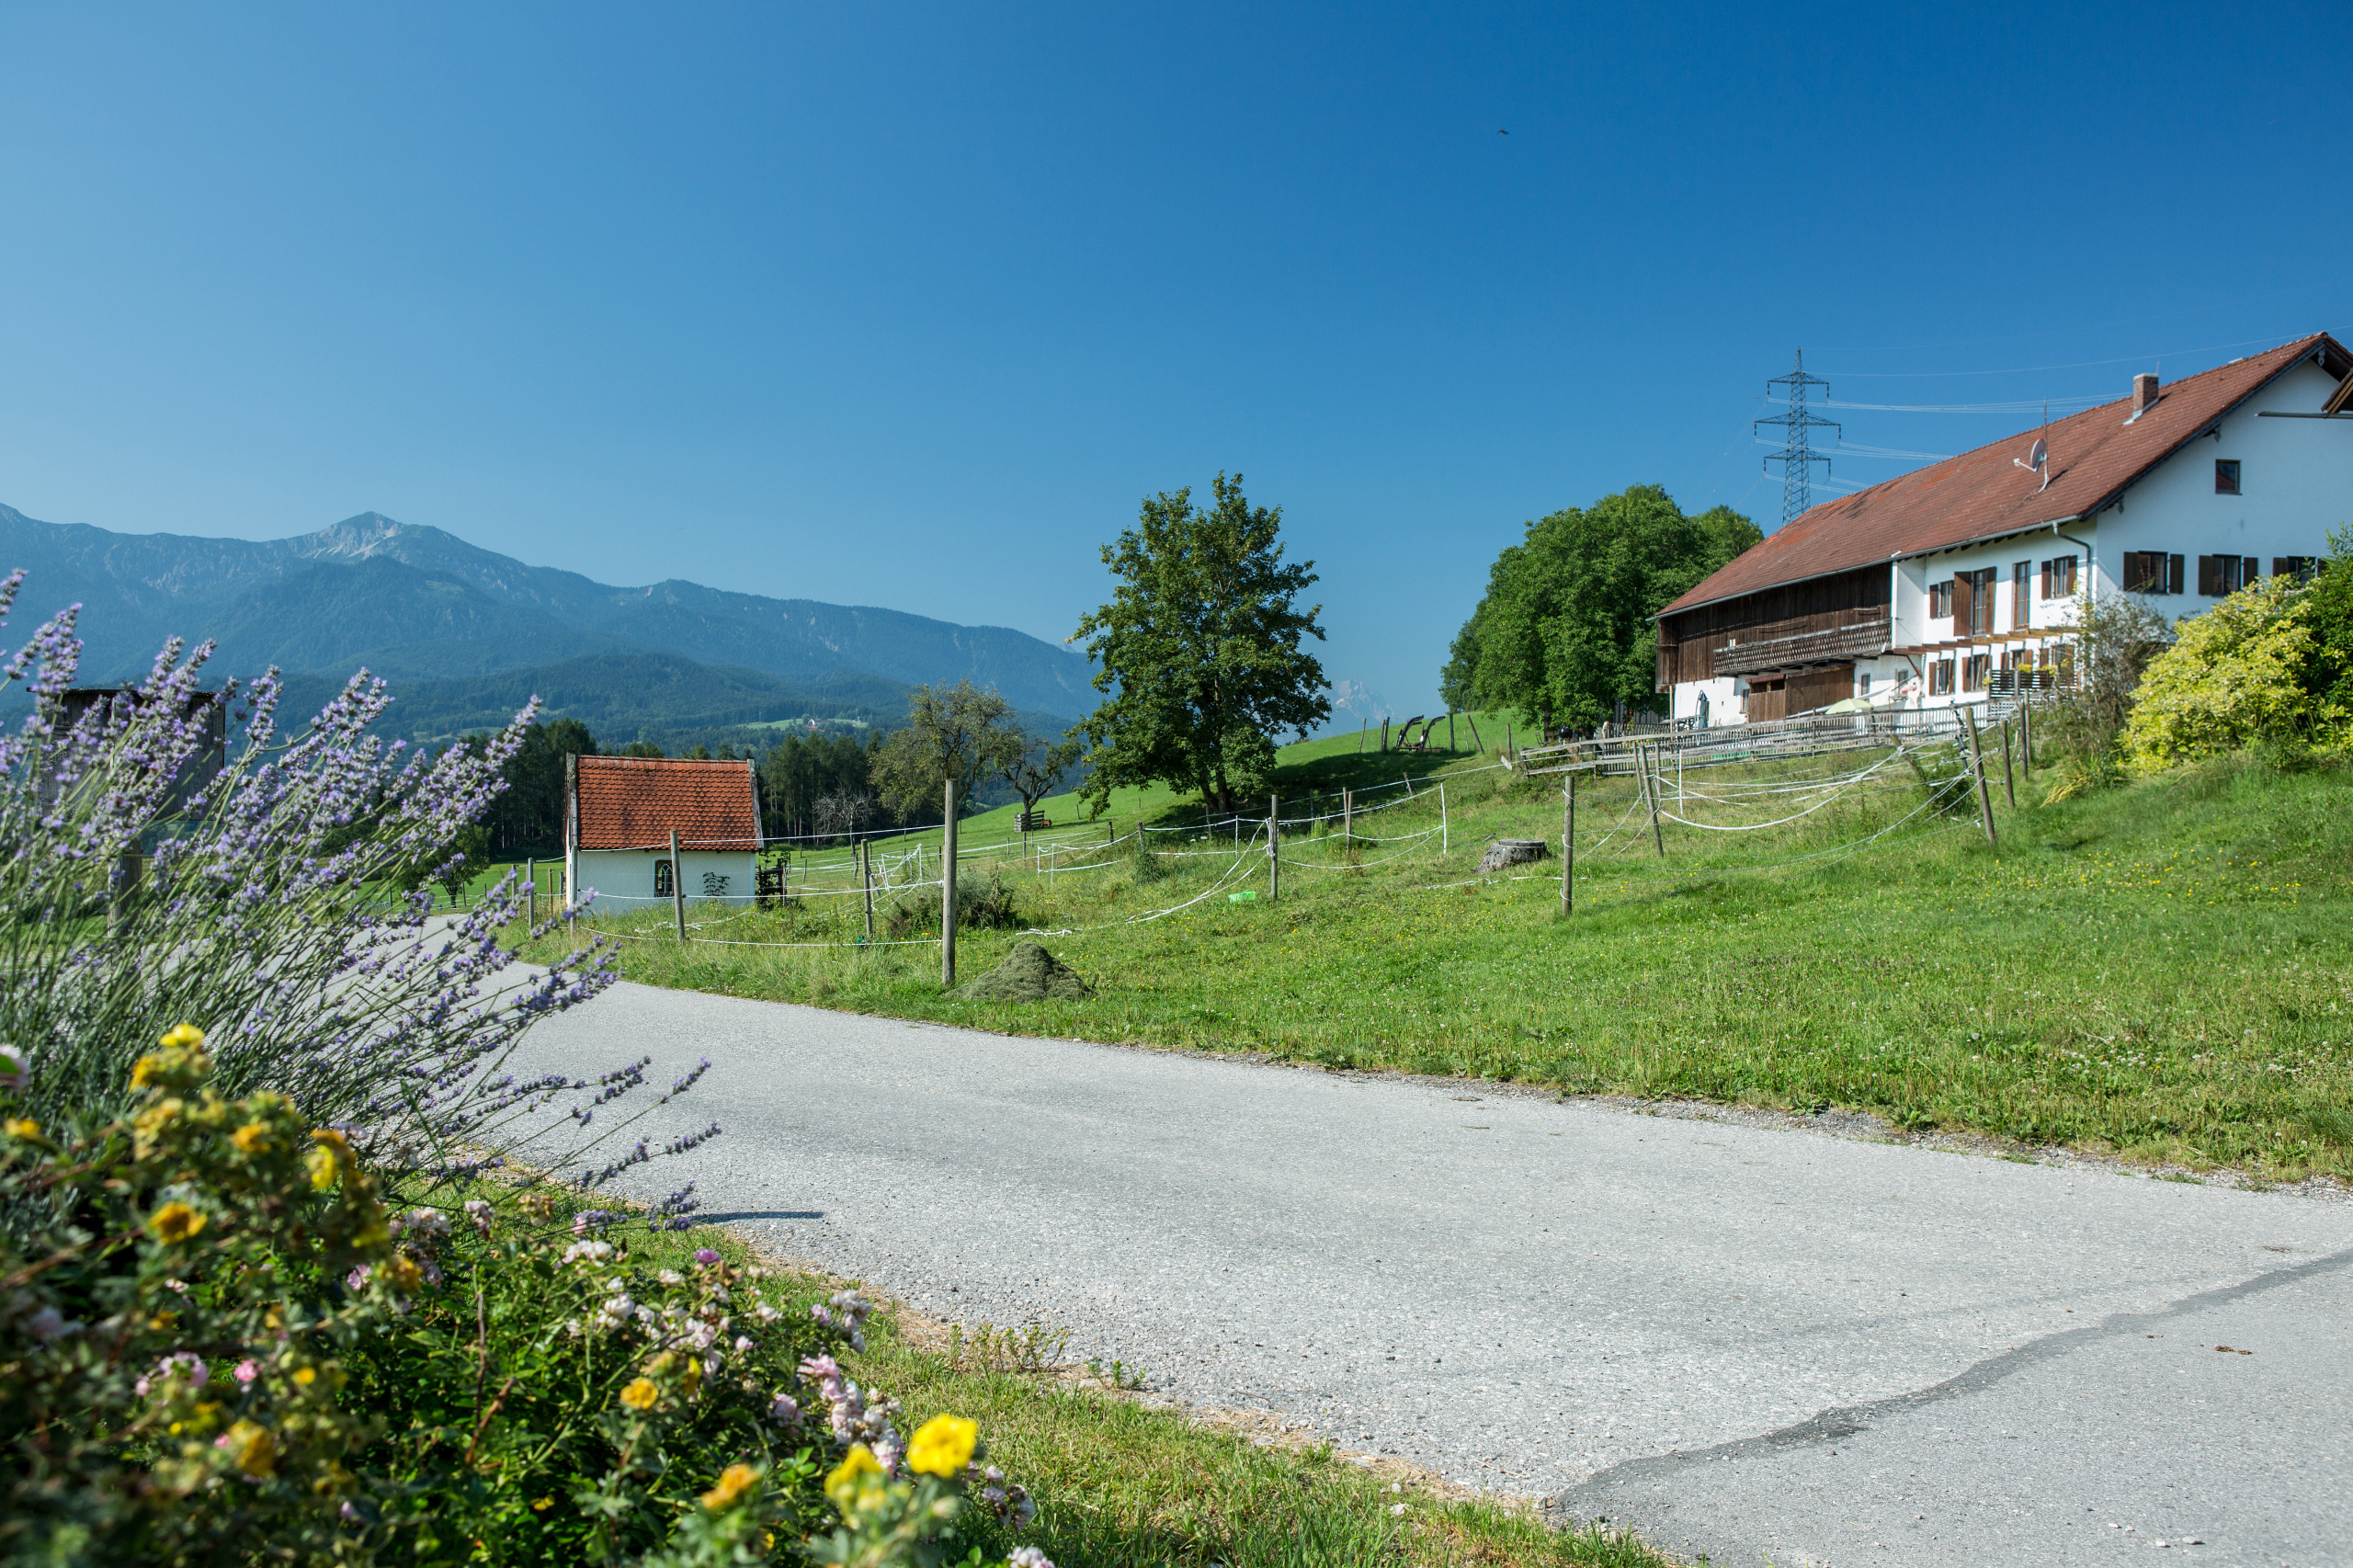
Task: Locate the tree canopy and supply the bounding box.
[870,681,1028,818]
[1444,485,1759,732]
[1072,472,1327,813]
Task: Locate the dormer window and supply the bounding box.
[2215,459,2242,494]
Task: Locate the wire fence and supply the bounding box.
[471,729,1995,955]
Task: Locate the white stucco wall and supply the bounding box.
[565,849,757,911]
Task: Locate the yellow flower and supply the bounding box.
[699,1461,761,1512]
[530,1496,553,1513]
[905,1413,978,1478]
[380,1255,423,1292]
[4,1117,39,1140]
[131,1053,165,1088]
[148,1202,207,1244]
[305,1146,338,1190]
[292,1366,317,1387]
[223,1419,275,1478]
[159,1024,206,1051]
[824,1445,886,1514]
[620,1378,660,1411]
[231,1123,269,1153]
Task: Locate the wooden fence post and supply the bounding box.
[1999,718,2017,808]
[1646,744,1665,857]
[1961,708,1997,846]
[860,837,874,941]
[1449,710,1457,752]
[2019,701,2032,778]
[669,831,686,942]
[1267,796,1279,902]
[941,779,959,987]
[1467,714,1483,754]
[1561,774,1575,915]
[525,857,536,928]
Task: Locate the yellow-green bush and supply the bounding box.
[2122,575,2341,770]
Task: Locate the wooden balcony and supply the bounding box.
[1710,613,1890,676]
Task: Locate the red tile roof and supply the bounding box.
[574,756,760,851]
[1659,333,2352,619]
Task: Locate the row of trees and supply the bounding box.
[1441,484,1760,733]
[457,708,1072,857]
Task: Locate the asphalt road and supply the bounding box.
[509,982,2353,1568]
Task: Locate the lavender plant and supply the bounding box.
[0,572,626,1168]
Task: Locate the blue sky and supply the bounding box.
[2,2,2348,720]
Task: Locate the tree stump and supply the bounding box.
[1477,838,1549,873]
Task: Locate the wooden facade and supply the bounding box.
[1654,565,1891,689]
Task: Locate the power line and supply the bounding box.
[1815,329,2330,380]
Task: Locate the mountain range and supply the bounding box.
[0,506,1097,743]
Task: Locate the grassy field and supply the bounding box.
[517,733,2353,1183]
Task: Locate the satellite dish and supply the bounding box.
[2013,437,2051,489]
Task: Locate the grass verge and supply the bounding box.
[708,1234,1666,1567]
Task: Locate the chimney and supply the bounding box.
[2132,371,2160,416]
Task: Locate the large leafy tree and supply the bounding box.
[1072,473,1328,814]
[1447,485,1759,732]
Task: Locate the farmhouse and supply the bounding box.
[563,754,760,911]
[1655,332,2353,724]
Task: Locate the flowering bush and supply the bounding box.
[0,570,622,1164]
[1,1027,1050,1567]
[0,1028,403,1560]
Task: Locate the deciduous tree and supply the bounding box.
[1446,485,1758,733]
[1072,473,1327,813]
[870,681,1027,818]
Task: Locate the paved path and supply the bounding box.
[512,983,2353,1567]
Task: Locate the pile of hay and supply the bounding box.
[955,941,1092,1002]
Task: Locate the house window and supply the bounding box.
[2122,551,2184,595]
[1857,672,1871,697]
[2040,556,2079,597]
[1928,659,1954,695]
[2275,556,2318,582]
[654,858,675,898]
[1950,568,1997,635]
[1928,579,1953,619]
[1961,653,1990,692]
[2215,460,2241,495]
[2011,561,2031,629]
[2197,554,2260,596]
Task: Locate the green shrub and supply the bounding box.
[2,1030,1048,1568]
[882,869,1025,937]
[2122,575,2341,771]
